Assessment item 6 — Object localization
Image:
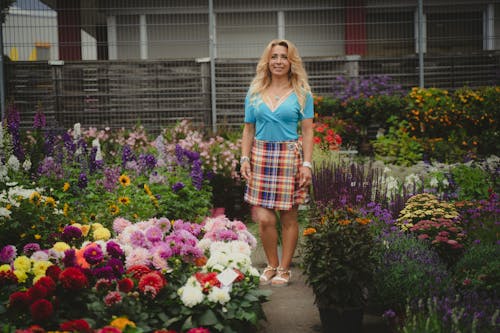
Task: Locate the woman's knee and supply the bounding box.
[252,207,276,228]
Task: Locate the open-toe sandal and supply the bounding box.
[271,267,291,287]
[259,265,277,285]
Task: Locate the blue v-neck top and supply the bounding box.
[244,91,314,141]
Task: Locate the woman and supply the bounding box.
[240,39,314,287]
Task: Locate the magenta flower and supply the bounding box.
[83,244,104,265]
[0,245,17,263]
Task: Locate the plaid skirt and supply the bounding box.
[244,139,309,210]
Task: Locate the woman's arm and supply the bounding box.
[240,123,255,181]
[299,118,314,187]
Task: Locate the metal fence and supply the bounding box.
[2,0,500,133]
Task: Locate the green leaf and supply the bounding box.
[198,308,219,326]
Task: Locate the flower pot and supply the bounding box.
[318,307,364,333]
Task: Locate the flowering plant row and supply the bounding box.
[0,215,269,332]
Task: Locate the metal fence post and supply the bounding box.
[209,0,217,133]
[418,0,424,88]
[0,22,5,121]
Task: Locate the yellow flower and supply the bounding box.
[93,227,111,241]
[29,191,42,205]
[44,196,56,208]
[14,270,28,283]
[13,256,31,272]
[52,242,70,253]
[303,227,317,236]
[63,182,70,192]
[33,260,52,276]
[109,204,120,215]
[0,264,11,272]
[63,203,70,216]
[91,223,104,230]
[119,174,131,187]
[110,317,136,330]
[118,196,130,205]
[80,224,91,237]
[34,234,42,240]
[144,184,153,196]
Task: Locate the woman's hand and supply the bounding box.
[299,166,312,188]
[241,161,252,181]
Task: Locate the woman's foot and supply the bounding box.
[259,265,277,285]
[271,267,291,287]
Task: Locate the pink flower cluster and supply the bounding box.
[410,218,466,249]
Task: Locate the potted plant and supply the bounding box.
[301,204,376,333]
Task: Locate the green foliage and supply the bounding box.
[453,243,500,293]
[372,118,423,166]
[301,205,375,310]
[450,164,492,201]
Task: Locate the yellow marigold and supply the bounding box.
[63,182,70,192]
[110,317,136,330]
[29,191,42,205]
[118,196,130,205]
[52,242,70,253]
[338,219,351,226]
[32,260,52,276]
[303,227,317,236]
[93,227,111,241]
[13,256,31,272]
[355,217,371,225]
[6,203,12,210]
[34,234,41,240]
[119,174,131,187]
[44,196,56,208]
[109,204,120,215]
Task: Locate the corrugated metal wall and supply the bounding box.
[2,0,500,133]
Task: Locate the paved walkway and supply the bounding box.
[251,244,388,333]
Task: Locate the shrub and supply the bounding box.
[453,243,500,293]
[370,233,451,313]
[454,194,499,244]
[450,163,493,201]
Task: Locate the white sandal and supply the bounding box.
[259,265,277,285]
[271,267,291,287]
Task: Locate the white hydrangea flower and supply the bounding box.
[208,286,230,304]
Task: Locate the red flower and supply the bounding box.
[9,291,31,311]
[60,319,92,333]
[186,328,210,333]
[59,267,88,290]
[195,272,221,293]
[96,327,121,333]
[154,330,178,333]
[234,269,245,282]
[138,271,166,297]
[126,264,151,280]
[45,265,62,282]
[118,278,134,293]
[0,269,18,285]
[27,284,48,301]
[35,276,56,295]
[30,299,53,323]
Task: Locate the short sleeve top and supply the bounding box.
[244,91,314,141]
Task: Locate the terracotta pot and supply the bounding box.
[318,307,364,333]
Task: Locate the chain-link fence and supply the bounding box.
[2,0,500,133]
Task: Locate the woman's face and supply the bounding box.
[268,45,290,78]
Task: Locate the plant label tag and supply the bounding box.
[217,268,238,286]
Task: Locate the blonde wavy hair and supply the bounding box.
[248,39,311,112]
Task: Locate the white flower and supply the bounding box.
[442,178,449,187]
[0,207,11,218]
[197,238,212,251]
[7,156,20,171]
[179,284,204,308]
[429,177,439,188]
[230,240,251,256]
[92,138,103,161]
[22,159,31,172]
[208,286,230,304]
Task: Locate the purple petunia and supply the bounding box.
[172,182,185,192]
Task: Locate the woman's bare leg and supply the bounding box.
[252,206,279,280]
